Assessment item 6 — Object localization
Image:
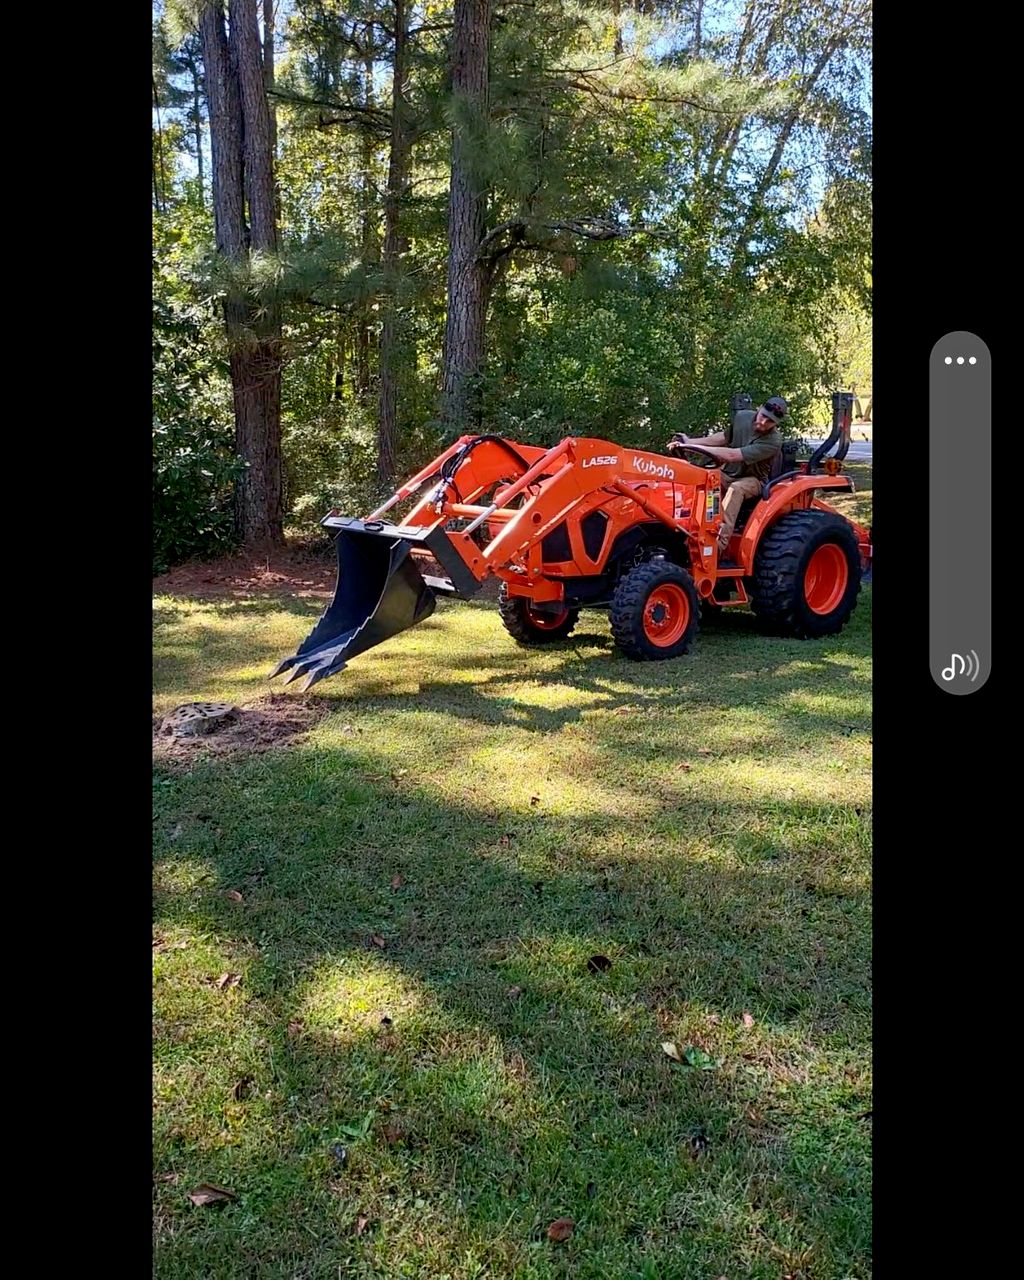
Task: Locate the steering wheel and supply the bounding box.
[668,442,719,467]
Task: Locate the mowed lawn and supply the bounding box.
[153,558,872,1278]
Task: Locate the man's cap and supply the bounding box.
[760,396,788,423]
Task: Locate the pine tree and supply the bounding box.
[198,0,284,547]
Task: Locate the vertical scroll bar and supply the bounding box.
[929,333,991,693]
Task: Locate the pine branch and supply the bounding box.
[269,88,391,133]
[478,216,661,262]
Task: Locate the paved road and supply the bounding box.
[802,437,872,463]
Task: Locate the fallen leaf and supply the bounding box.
[613,706,632,716]
[370,934,386,949]
[698,747,713,756]
[742,1012,755,1028]
[392,769,408,781]
[507,985,523,1000]
[382,1122,403,1145]
[355,1214,370,1237]
[678,761,693,772]
[225,889,244,903]
[547,1217,574,1242]
[188,1183,236,1207]
[155,1171,178,1184]
[662,1041,682,1062]
[342,724,356,735]
[586,955,612,974]
[230,1077,252,1101]
[390,874,405,890]
[215,973,240,991]
[172,940,189,950]
[287,1020,304,1038]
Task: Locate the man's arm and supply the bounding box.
[670,430,729,448]
[693,444,743,463]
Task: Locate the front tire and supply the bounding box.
[749,510,861,638]
[497,583,579,645]
[610,560,700,660]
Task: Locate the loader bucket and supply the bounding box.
[271,530,436,691]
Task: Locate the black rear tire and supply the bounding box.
[497,583,579,644]
[749,510,861,638]
[610,560,700,660]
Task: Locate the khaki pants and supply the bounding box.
[718,474,763,552]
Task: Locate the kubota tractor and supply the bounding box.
[273,393,871,691]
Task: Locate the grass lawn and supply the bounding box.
[153,497,872,1278]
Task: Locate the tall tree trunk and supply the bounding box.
[377,0,410,486]
[333,323,347,402]
[263,0,278,218]
[441,0,490,433]
[229,0,283,546]
[201,0,283,548]
[153,76,167,212]
[356,42,375,398]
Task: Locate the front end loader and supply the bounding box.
[273,395,871,691]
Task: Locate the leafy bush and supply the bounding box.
[153,287,241,574]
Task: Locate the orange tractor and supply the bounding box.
[273,393,871,690]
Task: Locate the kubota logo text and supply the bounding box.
[632,456,675,479]
[582,455,618,468]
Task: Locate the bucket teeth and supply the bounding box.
[271,530,436,691]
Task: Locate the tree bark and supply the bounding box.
[377,0,410,485]
[333,322,347,402]
[202,0,284,548]
[441,0,490,433]
[153,76,167,212]
[263,0,278,218]
[356,40,376,399]
[229,0,283,545]
[199,2,247,260]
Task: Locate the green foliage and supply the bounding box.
[152,0,871,537]
[684,303,827,435]
[283,401,381,534]
[153,271,240,574]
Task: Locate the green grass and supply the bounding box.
[154,576,872,1278]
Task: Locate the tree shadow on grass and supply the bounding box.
[153,724,870,1279]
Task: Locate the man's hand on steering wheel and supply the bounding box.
[666,432,691,455]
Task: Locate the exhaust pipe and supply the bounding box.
[271,529,437,691]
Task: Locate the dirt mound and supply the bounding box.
[153,694,326,764]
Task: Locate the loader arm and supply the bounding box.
[271,435,723,689]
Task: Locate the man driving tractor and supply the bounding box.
[668,396,788,562]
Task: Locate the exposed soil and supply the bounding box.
[153,694,327,765]
[153,543,338,601]
[152,540,501,602]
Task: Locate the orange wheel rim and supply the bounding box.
[804,544,848,615]
[643,584,690,645]
[528,604,569,630]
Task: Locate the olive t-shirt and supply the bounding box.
[724,409,782,481]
